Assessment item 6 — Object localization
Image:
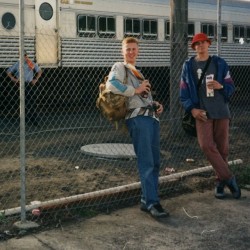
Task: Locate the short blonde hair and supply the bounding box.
[122,37,139,46]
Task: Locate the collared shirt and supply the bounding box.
[7,60,41,83]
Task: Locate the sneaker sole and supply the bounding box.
[150,211,170,219]
[214,194,225,199]
[140,207,170,218]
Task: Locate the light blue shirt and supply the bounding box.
[7,60,41,83]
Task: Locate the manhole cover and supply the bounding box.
[81,143,136,159]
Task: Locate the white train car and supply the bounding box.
[0,0,250,69]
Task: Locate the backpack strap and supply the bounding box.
[123,63,128,84]
[125,63,144,81]
[197,56,212,90]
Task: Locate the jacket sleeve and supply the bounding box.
[179,60,199,112]
[106,62,135,97]
[218,58,235,101]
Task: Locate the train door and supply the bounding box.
[35,0,58,65]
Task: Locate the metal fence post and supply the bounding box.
[13,0,39,230]
[169,0,188,122]
[19,0,26,223]
[217,0,222,56]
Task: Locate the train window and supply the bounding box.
[39,2,53,21]
[165,21,193,41]
[221,25,228,42]
[77,15,96,37]
[142,19,157,40]
[234,25,250,44]
[213,24,228,42]
[201,23,215,39]
[124,18,141,38]
[246,27,250,43]
[165,20,170,40]
[188,23,195,40]
[2,12,16,30]
[233,25,245,43]
[98,16,116,38]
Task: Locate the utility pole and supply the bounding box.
[169,0,188,121]
[217,0,222,56]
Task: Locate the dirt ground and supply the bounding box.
[0,111,249,212]
[0,112,249,249]
[0,189,249,250]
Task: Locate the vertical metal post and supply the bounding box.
[170,0,188,119]
[56,0,61,66]
[217,0,222,56]
[19,0,26,223]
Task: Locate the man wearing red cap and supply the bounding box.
[179,33,241,199]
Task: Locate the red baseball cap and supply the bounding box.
[191,33,211,50]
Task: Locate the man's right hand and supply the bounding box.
[191,108,207,122]
[135,80,151,95]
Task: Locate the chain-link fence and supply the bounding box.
[0,1,249,233]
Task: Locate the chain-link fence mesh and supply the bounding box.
[0,1,249,233]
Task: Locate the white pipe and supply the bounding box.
[1,159,243,216]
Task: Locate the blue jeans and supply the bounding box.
[126,116,160,209]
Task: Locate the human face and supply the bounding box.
[194,40,209,52]
[122,42,139,65]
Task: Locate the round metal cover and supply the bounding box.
[81,143,136,159]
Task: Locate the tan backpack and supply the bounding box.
[96,67,128,122]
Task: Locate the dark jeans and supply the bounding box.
[25,83,38,124]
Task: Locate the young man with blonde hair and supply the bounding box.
[106,37,169,218]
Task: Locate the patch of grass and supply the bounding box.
[75,208,99,217]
